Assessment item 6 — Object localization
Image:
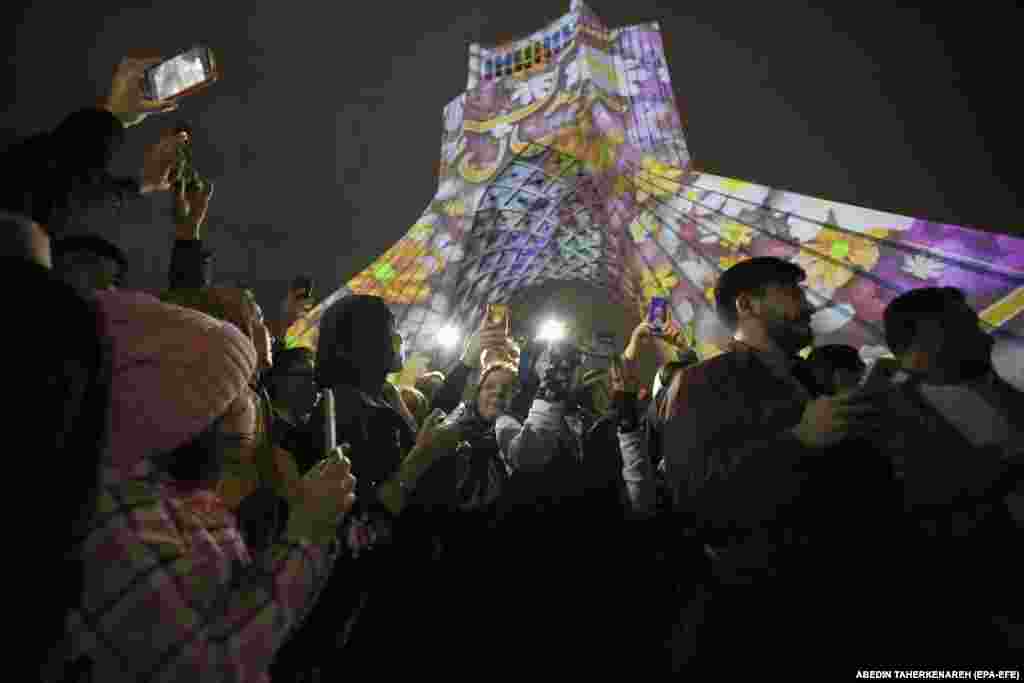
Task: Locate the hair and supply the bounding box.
[53,233,128,271]
[883,287,967,354]
[315,295,395,390]
[714,257,807,331]
[806,344,865,374]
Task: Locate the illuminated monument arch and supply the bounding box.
[287,0,1024,378]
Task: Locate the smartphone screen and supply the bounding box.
[146,47,215,101]
[647,297,669,335]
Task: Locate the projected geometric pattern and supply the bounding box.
[286,0,1024,375]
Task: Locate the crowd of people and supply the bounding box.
[6,55,1022,681]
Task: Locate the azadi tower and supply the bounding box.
[286,0,1024,382]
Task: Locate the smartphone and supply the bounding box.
[486,304,511,334]
[647,297,670,336]
[292,276,314,300]
[143,46,219,102]
[322,388,337,454]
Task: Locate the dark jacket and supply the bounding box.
[431,360,474,415]
[167,239,214,290]
[660,343,911,663]
[5,259,111,675]
[275,296,436,678]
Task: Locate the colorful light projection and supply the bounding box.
[286,0,1024,376]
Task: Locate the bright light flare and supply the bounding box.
[536,319,567,343]
[437,325,460,349]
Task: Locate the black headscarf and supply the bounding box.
[315,294,394,393]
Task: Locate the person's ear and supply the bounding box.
[734,291,760,320]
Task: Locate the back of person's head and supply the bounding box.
[53,233,128,290]
[884,286,994,379]
[806,344,866,395]
[883,287,967,355]
[714,257,807,332]
[316,295,395,389]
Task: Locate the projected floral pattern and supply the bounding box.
[287,0,1024,373]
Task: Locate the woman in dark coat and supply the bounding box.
[272,295,462,680]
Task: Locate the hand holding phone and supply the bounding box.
[647,297,670,336]
[104,56,181,127]
[480,304,513,366]
[143,47,220,102]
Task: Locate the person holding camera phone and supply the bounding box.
[271,294,467,680]
[427,313,514,415]
[1,54,195,679]
[46,290,355,683]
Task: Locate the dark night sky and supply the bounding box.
[2,1,1017,325]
